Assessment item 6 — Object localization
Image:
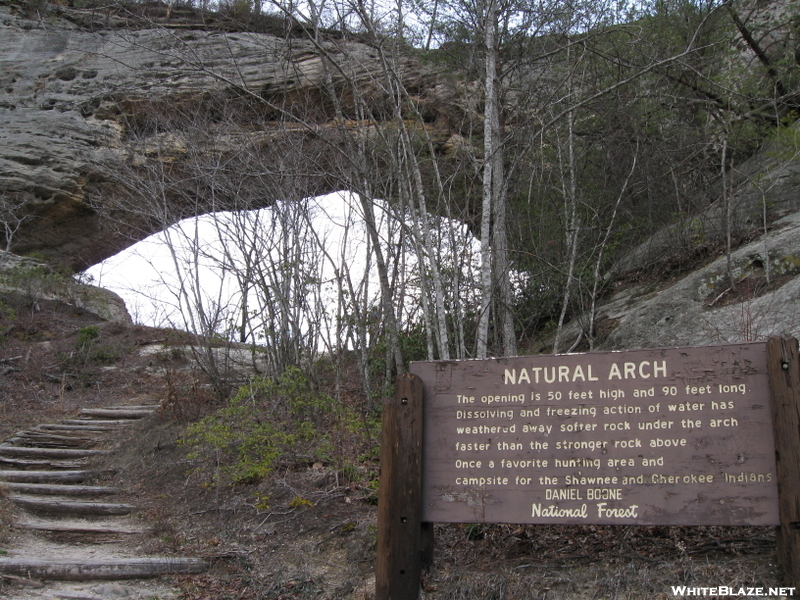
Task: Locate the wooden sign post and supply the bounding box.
[766,336,800,590]
[376,339,800,599]
[375,374,427,600]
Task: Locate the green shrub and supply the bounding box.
[53,326,124,383]
[76,325,100,349]
[1,262,74,310]
[88,346,120,365]
[73,325,121,366]
[181,366,348,485]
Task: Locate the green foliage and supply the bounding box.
[252,492,271,511]
[181,366,366,486]
[287,495,313,509]
[1,264,67,308]
[367,322,430,388]
[364,475,379,505]
[0,299,15,346]
[71,325,121,366]
[87,346,121,365]
[50,325,125,387]
[464,523,487,541]
[76,326,99,349]
[219,0,254,18]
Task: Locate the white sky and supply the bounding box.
[87,193,376,331]
[85,192,481,346]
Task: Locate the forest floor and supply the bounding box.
[0,293,788,600]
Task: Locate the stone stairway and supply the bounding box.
[0,405,207,600]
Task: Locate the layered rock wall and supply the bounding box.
[0,1,447,269]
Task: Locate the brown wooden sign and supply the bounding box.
[410,343,779,526]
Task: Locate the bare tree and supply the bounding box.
[0,193,34,254]
[84,0,800,388]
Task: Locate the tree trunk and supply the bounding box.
[477,0,499,359]
[553,105,581,355]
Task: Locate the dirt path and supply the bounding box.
[0,405,206,600]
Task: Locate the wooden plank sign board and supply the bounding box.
[411,343,779,526]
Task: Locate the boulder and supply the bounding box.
[0,250,131,323]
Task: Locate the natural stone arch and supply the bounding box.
[0,2,465,271]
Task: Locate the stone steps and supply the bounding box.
[0,557,208,580]
[15,517,146,536]
[7,495,138,516]
[0,482,120,496]
[0,456,90,469]
[0,402,207,591]
[0,470,115,483]
[0,446,105,459]
[39,423,124,432]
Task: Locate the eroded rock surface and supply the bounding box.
[0,1,447,269]
[0,250,131,323]
[556,210,800,353]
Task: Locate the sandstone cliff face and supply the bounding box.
[611,133,800,276]
[549,143,800,353]
[585,128,800,351]
[4,0,800,349]
[595,210,800,351]
[0,1,446,270]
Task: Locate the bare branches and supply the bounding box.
[75,0,800,373]
[0,194,34,254]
